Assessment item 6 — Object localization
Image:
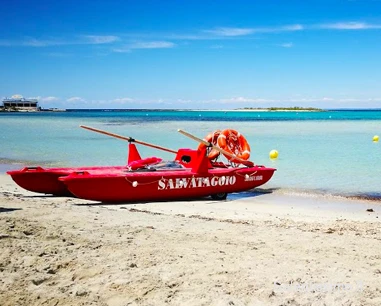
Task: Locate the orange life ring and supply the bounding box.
[217,129,251,163]
[198,130,221,160]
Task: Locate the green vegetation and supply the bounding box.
[239,106,325,112]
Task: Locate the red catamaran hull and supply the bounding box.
[60,166,276,202]
[7,140,276,202]
[6,166,126,196]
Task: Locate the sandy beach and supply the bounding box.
[1,173,380,306]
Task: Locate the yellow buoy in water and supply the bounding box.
[269,149,279,159]
[373,135,379,142]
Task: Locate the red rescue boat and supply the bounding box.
[60,147,275,202]
[7,127,277,201]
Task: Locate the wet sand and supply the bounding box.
[1,174,380,305]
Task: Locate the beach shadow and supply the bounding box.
[0,207,22,213]
[71,188,279,206]
[226,188,278,201]
[72,196,213,206]
[23,194,73,199]
[346,193,381,203]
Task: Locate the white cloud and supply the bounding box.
[219,97,276,103]
[337,97,381,102]
[112,47,132,53]
[215,96,381,105]
[204,24,304,37]
[67,97,86,102]
[130,41,176,49]
[0,35,120,47]
[83,35,120,44]
[176,99,192,103]
[112,97,134,103]
[279,42,293,48]
[318,22,381,30]
[23,38,62,47]
[3,20,381,52]
[41,96,59,102]
[204,27,256,37]
[282,24,304,31]
[39,95,381,109]
[113,41,175,53]
[164,34,213,40]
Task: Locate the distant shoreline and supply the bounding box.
[68,108,327,112]
[3,108,381,113]
[236,107,325,112]
[0,108,66,113]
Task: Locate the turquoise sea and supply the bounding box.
[1,109,380,199]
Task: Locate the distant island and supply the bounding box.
[238,107,325,112]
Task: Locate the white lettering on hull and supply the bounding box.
[158,176,237,190]
[244,175,263,182]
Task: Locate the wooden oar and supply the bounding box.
[80,125,177,154]
[177,129,254,167]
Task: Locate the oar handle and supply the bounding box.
[178,129,254,167]
[81,125,131,141]
[80,125,177,154]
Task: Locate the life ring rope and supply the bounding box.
[198,130,221,160]
[217,129,251,164]
[198,129,252,165]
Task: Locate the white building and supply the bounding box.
[1,95,40,111]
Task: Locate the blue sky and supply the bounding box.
[1,0,381,109]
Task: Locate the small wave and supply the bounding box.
[268,187,381,203]
[345,193,381,202]
[0,157,67,168]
